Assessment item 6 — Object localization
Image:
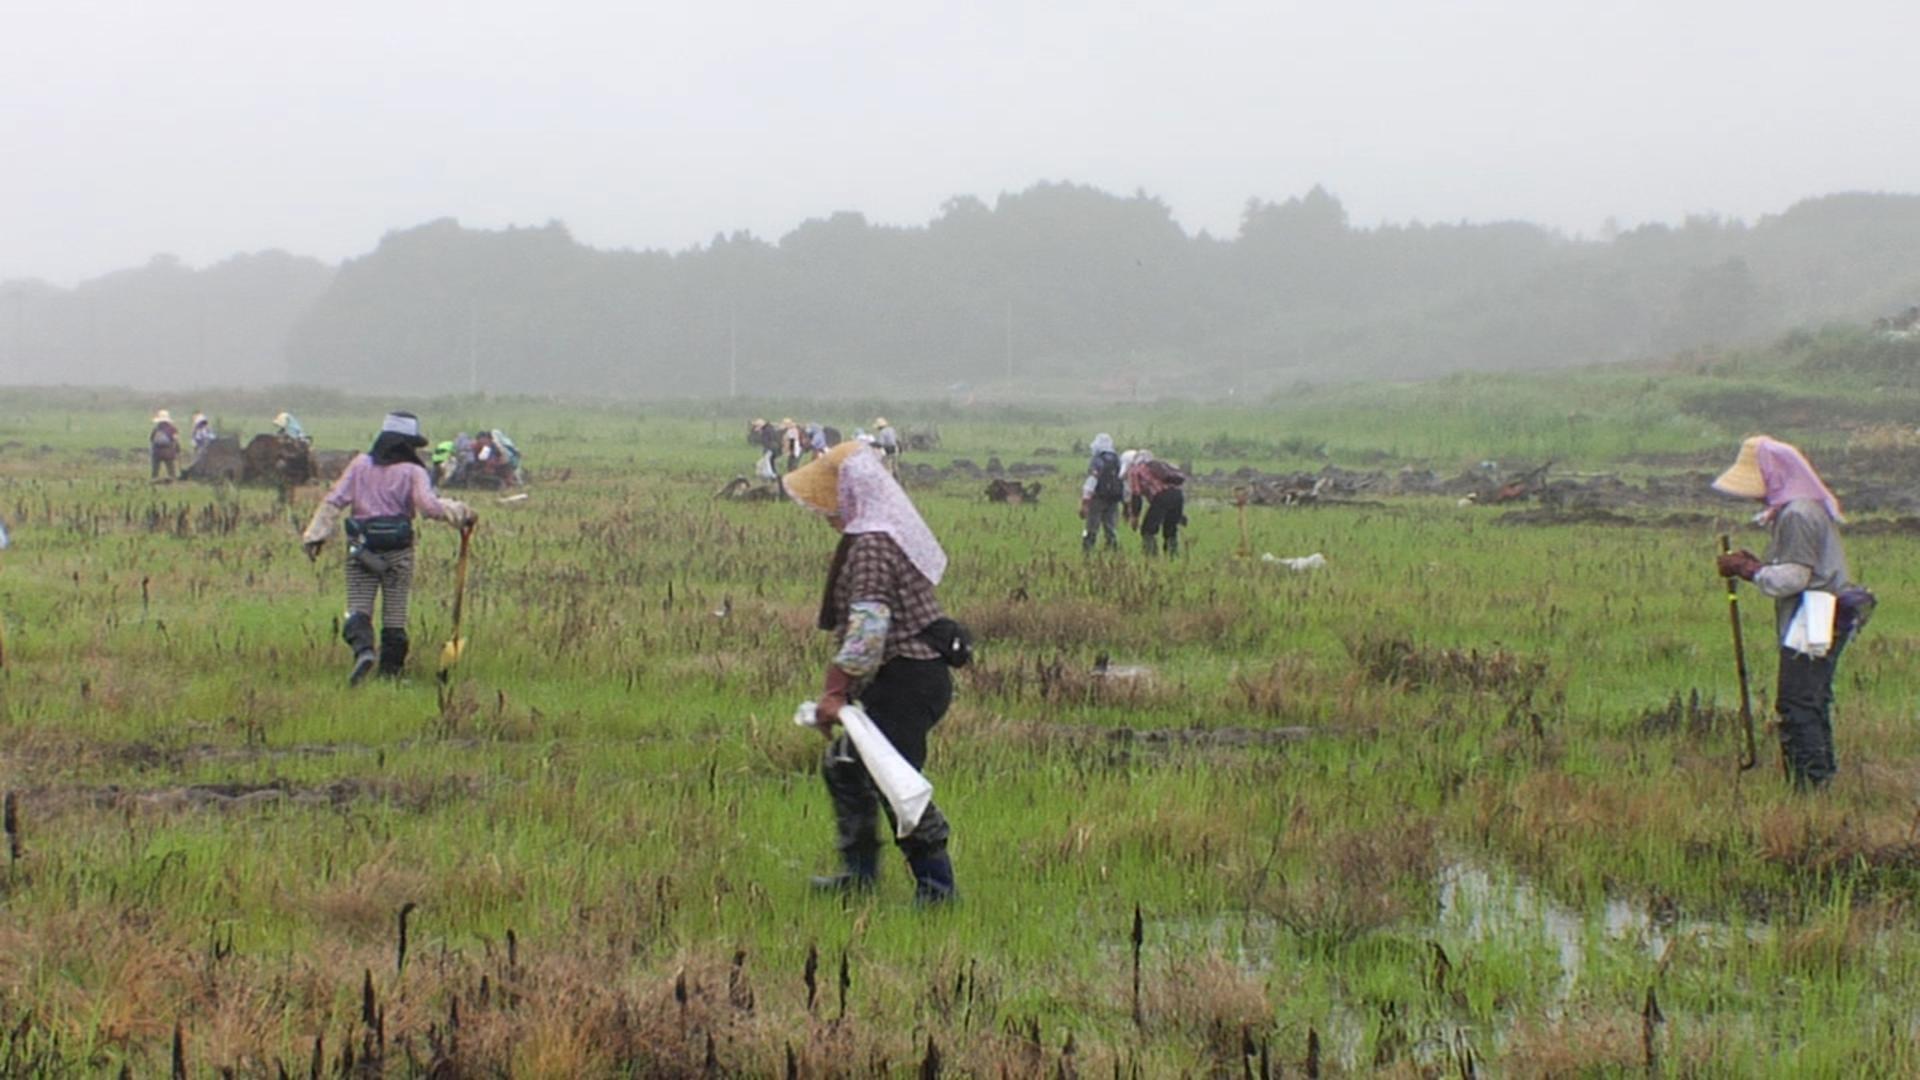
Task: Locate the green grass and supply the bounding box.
[5,353,1920,1074]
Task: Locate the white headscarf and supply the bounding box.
[839,447,947,584]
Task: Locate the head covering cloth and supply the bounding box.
[1713,435,1841,522]
[785,442,946,585]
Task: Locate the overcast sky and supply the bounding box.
[4,0,1916,285]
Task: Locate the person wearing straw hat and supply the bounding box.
[784,441,961,903]
[148,410,181,481]
[301,411,476,685]
[780,418,805,471]
[873,417,899,472]
[1713,435,1855,789]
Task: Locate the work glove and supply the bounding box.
[815,665,857,734]
[442,499,477,528]
[1078,498,1089,520]
[1717,550,1763,581]
[303,539,324,562]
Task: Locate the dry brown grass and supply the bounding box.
[1252,821,1439,946]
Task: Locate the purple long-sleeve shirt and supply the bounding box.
[323,454,450,520]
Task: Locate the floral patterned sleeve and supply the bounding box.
[833,601,893,677]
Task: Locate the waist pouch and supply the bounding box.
[348,515,414,552]
[1837,584,1878,643]
[917,617,974,669]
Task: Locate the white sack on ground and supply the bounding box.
[795,701,933,837]
[1785,590,1837,658]
[1262,552,1326,571]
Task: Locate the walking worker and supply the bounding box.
[148,410,181,481]
[780,418,805,471]
[1125,450,1188,556]
[783,440,960,903]
[1714,435,1863,789]
[1080,433,1124,553]
[874,417,900,471]
[300,411,476,685]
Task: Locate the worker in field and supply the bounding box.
[784,441,965,903]
[190,412,216,465]
[874,417,899,473]
[1714,436,1870,789]
[1079,433,1124,554]
[301,411,476,685]
[749,418,782,478]
[1124,449,1188,556]
[273,411,309,443]
[148,410,181,481]
[775,418,802,471]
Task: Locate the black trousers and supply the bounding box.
[1140,489,1184,555]
[1777,644,1844,789]
[822,657,953,860]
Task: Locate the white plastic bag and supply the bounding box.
[1784,590,1837,658]
[1261,552,1326,572]
[795,701,933,837]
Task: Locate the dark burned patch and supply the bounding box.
[19,775,482,817]
[1634,689,1740,738]
[1495,508,1716,529]
[4,730,366,772]
[971,719,1314,753]
[1839,517,1920,537]
[1348,634,1547,695]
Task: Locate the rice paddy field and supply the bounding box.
[5,363,1920,1076]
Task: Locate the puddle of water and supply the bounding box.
[1436,860,1766,1009]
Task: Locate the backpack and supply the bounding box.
[1145,459,1185,486]
[1092,450,1124,500]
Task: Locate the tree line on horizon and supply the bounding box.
[5,184,1920,399]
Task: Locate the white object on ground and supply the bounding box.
[1261,552,1326,572]
[496,493,530,504]
[1784,590,1836,658]
[795,701,933,837]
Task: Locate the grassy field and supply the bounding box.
[5,347,1920,1075]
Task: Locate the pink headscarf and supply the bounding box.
[838,446,947,585]
[1757,438,1842,523]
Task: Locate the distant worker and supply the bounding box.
[783,441,962,903]
[190,412,216,462]
[806,422,829,459]
[431,441,456,486]
[1079,433,1124,554]
[874,417,899,472]
[1714,436,1870,790]
[781,418,805,471]
[749,419,781,481]
[148,409,181,481]
[273,411,308,443]
[1125,450,1188,557]
[301,411,476,685]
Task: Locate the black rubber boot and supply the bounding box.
[810,848,880,894]
[907,850,957,905]
[378,627,409,678]
[343,613,377,687]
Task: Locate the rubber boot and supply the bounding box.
[907,849,957,905]
[343,613,377,686]
[1143,533,1158,557]
[378,627,409,678]
[1165,530,1179,557]
[810,848,880,894]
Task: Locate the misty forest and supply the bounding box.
[8,185,1920,396]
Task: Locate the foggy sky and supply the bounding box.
[5,0,1917,285]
